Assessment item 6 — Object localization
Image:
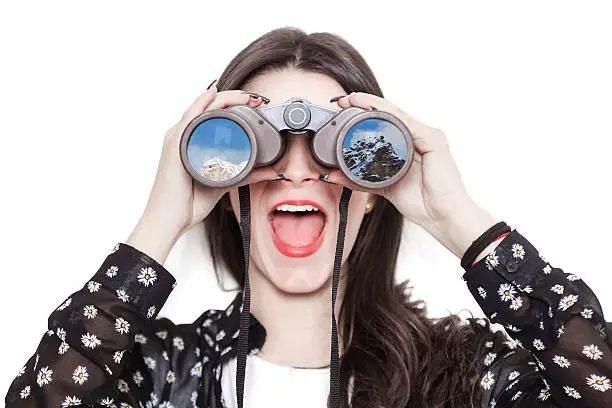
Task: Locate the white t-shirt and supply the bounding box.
[221,354,331,407]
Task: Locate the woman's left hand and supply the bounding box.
[328,92,498,258]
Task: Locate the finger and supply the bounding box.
[334,92,448,155]
[205,90,265,112]
[181,85,219,122]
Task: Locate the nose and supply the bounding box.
[272,133,323,185]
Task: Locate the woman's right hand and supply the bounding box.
[126,83,278,263]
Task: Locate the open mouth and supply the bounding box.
[268,200,327,258]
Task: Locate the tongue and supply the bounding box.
[270,212,325,247]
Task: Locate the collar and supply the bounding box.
[198,292,267,364]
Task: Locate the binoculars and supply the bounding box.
[179,97,414,189]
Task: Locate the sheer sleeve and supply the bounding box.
[4,243,177,407]
[463,229,612,407]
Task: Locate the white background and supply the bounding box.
[1,0,611,395]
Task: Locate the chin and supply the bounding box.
[263,263,333,294]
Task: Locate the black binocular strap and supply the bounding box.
[235,185,352,408]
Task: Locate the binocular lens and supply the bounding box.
[186,118,252,183]
[342,118,409,183]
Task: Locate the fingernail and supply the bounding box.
[329,95,347,103]
[241,92,270,105]
[206,79,218,90]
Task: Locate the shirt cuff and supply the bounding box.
[87,242,177,320]
[461,229,604,350]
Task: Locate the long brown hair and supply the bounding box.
[205,27,484,408]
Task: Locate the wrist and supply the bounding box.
[425,200,498,259]
[125,211,184,265]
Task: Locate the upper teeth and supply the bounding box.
[275,204,320,212]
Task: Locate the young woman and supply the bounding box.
[5,27,611,408]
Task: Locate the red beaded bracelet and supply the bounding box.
[471,231,510,266]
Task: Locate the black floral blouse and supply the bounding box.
[4,229,612,407]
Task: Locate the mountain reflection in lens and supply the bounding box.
[186,118,251,183]
[342,119,408,182]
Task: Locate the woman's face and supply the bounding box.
[228,69,374,294]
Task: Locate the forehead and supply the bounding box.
[243,69,346,110]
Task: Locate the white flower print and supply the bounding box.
[480,371,495,390]
[583,344,604,360]
[522,285,533,293]
[195,347,201,357]
[548,306,553,318]
[550,284,564,295]
[56,327,66,341]
[58,341,70,355]
[566,274,580,281]
[594,322,607,339]
[115,317,130,334]
[191,390,199,404]
[477,287,487,299]
[511,243,525,259]
[19,385,30,399]
[61,396,82,407]
[116,289,130,302]
[490,312,498,320]
[557,325,565,338]
[505,324,521,333]
[147,306,156,318]
[204,333,214,347]
[483,352,496,366]
[221,346,232,356]
[105,365,112,375]
[539,254,547,262]
[216,330,226,341]
[498,283,516,302]
[150,392,159,406]
[81,333,101,349]
[552,355,571,368]
[485,252,499,270]
[190,362,203,377]
[160,402,175,408]
[155,331,168,340]
[135,334,147,344]
[57,298,72,311]
[563,385,581,399]
[508,371,520,381]
[490,399,497,407]
[510,297,523,311]
[119,403,133,408]
[586,374,611,392]
[558,294,578,311]
[72,365,89,385]
[110,351,124,365]
[543,265,552,274]
[538,386,551,401]
[17,365,25,377]
[87,281,101,292]
[162,350,169,361]
[202,318,213,328]
[100,397,115,406]
[511,391,522,401]
[118,378,130,393]
[226,303,235,316]
[83,305,98,319]
[111,243,120,253]
[166,370,176,383]
[106,266,119,278]
[581,308,594,319]
[533,339,545,350]
[173,336,185,351]
[138,267,158,287]
[485,341,493,348]
[143,356,156,370]
[36,366,53,386]
[133,370,144,387]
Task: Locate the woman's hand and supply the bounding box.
[328,92,498,258]
[127,84,278,264]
